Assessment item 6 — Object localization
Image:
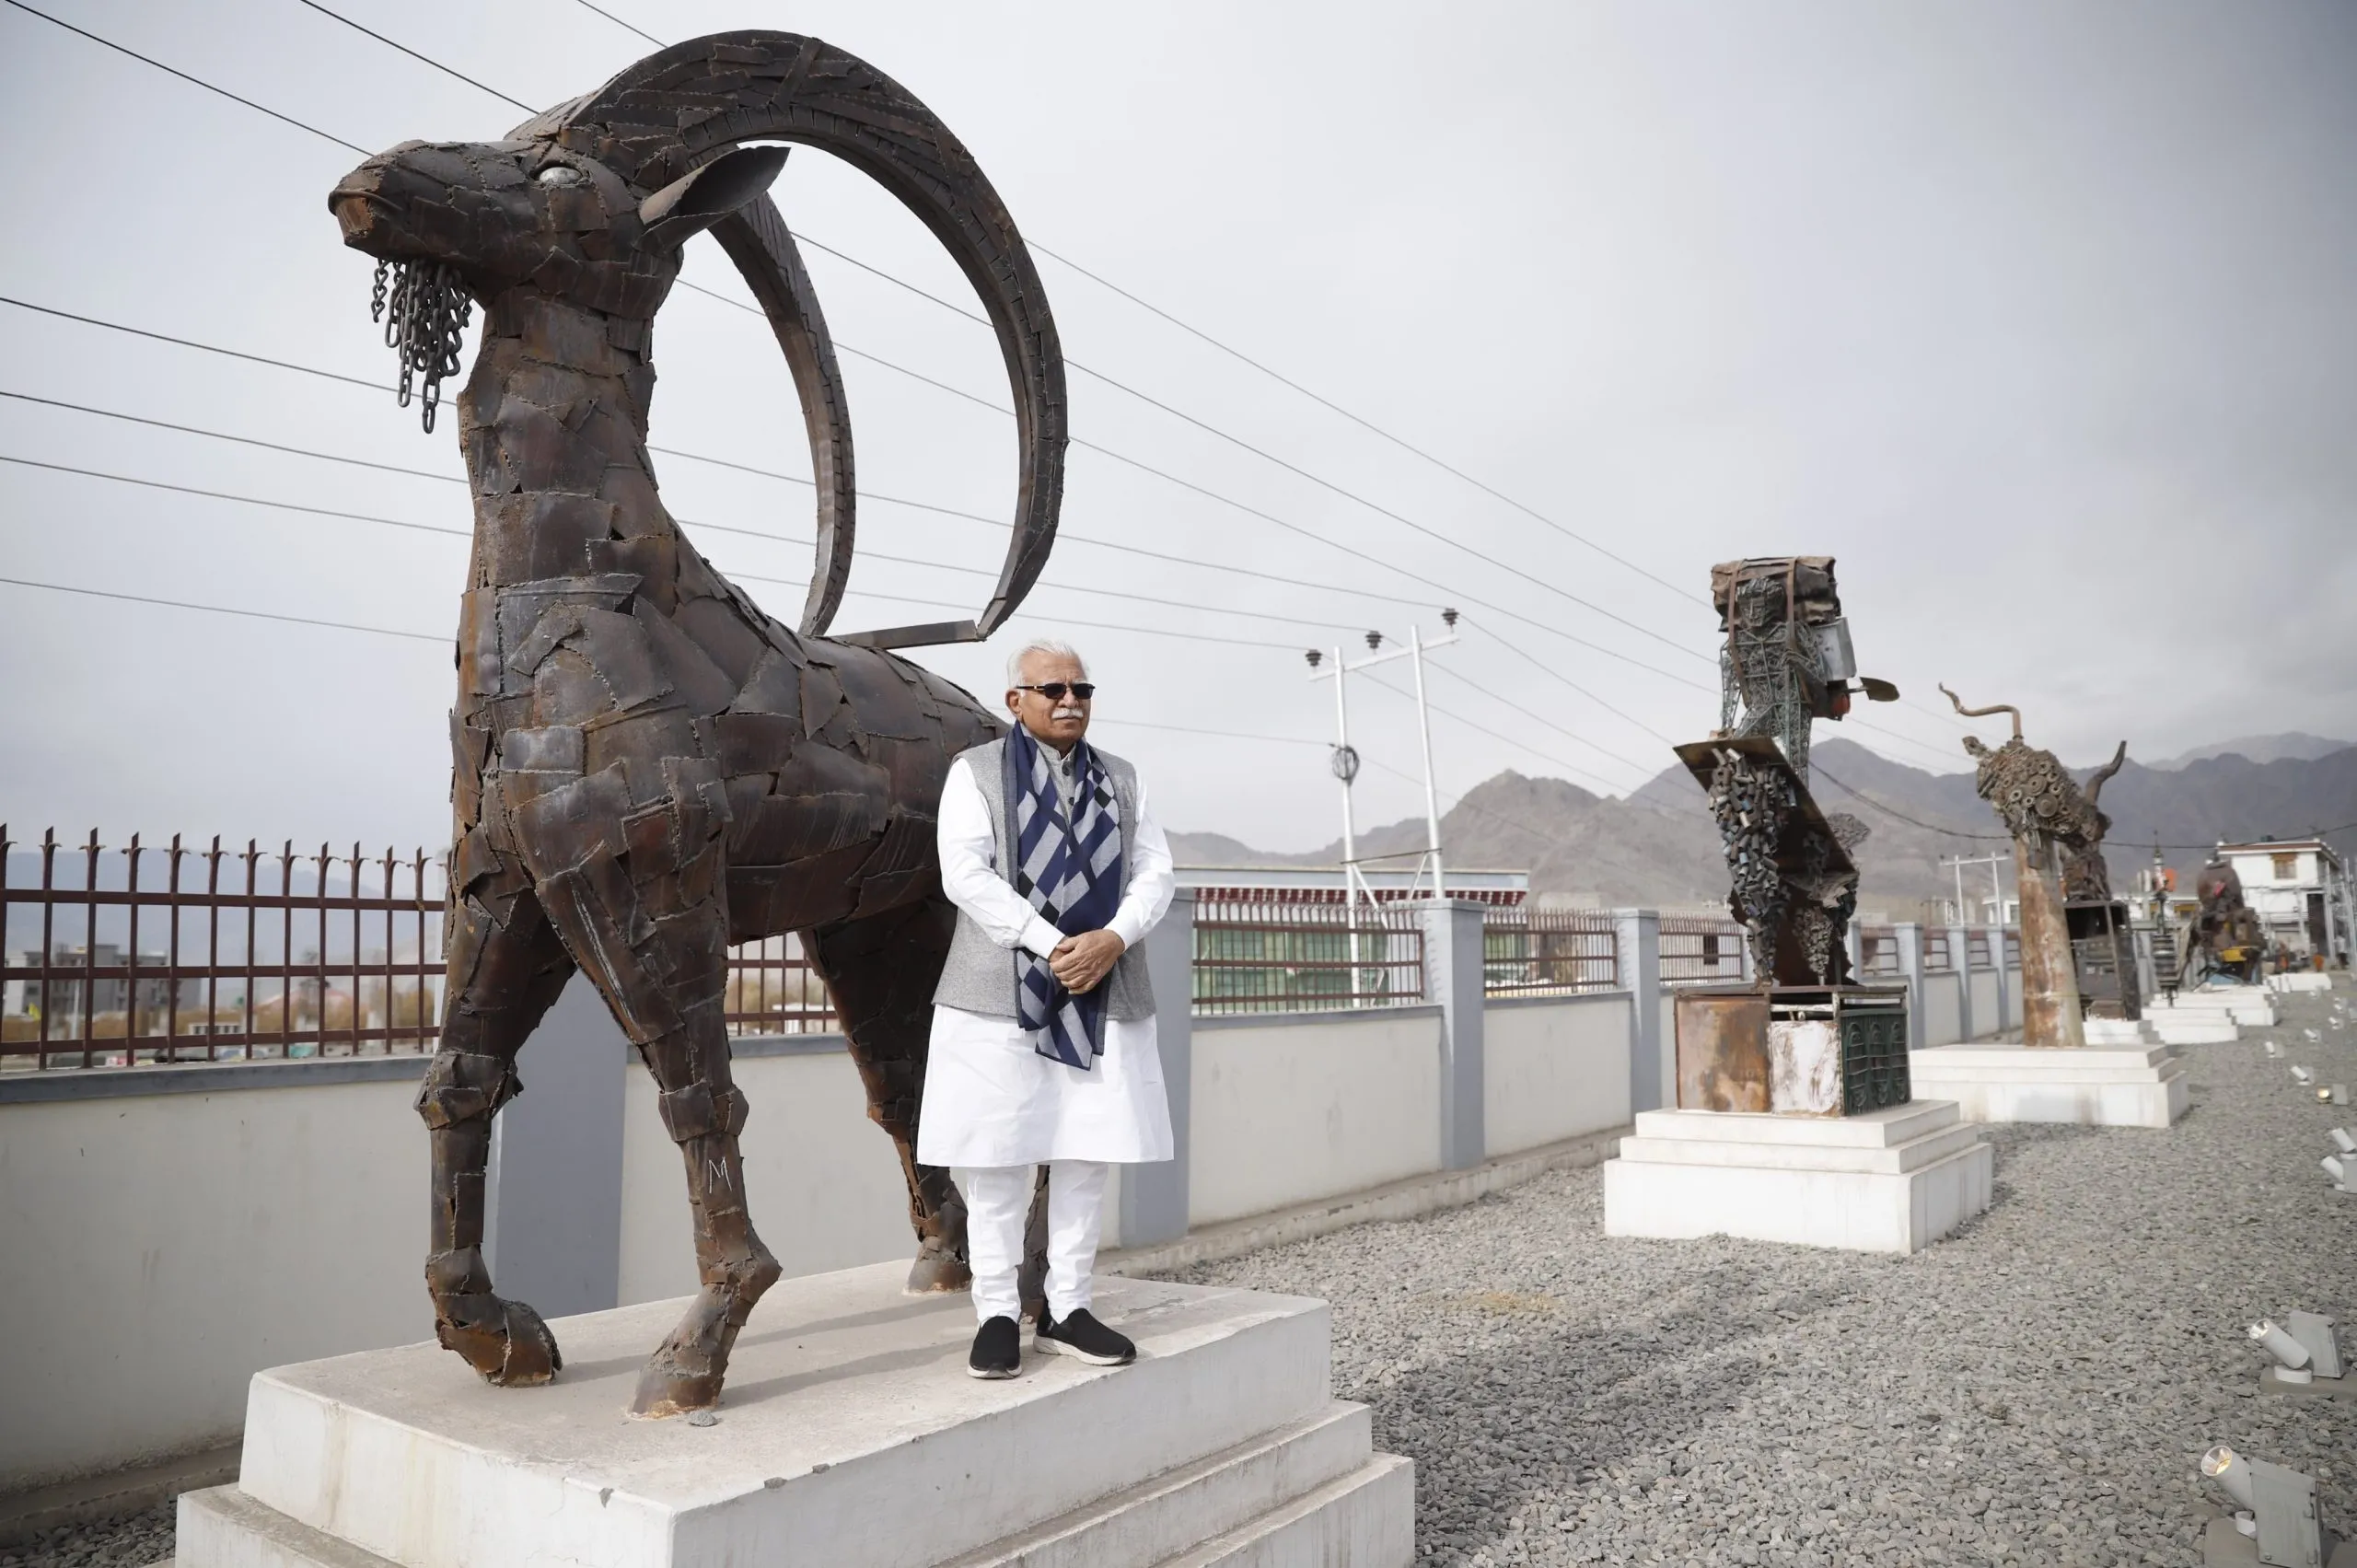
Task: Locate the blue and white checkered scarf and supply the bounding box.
[1004,726,1124,1069]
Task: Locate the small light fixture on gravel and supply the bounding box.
[2200,1444,2328,1562]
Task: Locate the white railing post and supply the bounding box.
[1895,923,1925,1051]
[1613,909,1665,1113]
[1949,924,1975,1041]
[1120,890,1195,1247]
[1419,899,1487,1170]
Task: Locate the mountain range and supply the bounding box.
[1170,733,2357,919]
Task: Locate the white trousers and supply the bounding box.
[954,1160,1109,1324]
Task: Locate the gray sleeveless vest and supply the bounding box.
[932,737,1156,1021]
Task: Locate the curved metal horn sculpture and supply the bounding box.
[513,32,1066,647]
[2083,740,2128,807]
[1939,683,2024,740]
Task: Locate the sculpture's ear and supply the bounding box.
[639,145,791,250]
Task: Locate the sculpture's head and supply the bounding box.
[331,138,786,319]
[322,30,1067,648]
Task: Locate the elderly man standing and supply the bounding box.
[918,639,1176,1378]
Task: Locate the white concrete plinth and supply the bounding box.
[1908,1044,2189,1128]
[2145,993,2247,1044]
[2081,1017,2157,1047]
[175,1262,1412,1568]
[1601,1102,1991,1254]
[2270,971,2335,993]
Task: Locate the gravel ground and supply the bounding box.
[17,987,2352,1568]
[1169,983,2357,1568]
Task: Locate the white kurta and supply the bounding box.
[915,750,1177,1167]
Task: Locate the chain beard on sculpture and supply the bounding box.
[369,259,472,433]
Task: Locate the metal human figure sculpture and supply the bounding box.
[1939,687,2094,1048]
[328,32,1065,1416]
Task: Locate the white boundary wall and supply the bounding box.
[1483,993,1633,1156]
[0,918,2017,1494]
[1187,1006,1446,1227]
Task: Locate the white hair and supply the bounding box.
[1006,638,1086,687]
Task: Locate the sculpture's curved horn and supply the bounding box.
[2084,740,2128,807]
[709,197,854,638]
[528,33,1065,645]
[1938,683,2024,740]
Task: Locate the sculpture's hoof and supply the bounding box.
[435,1296,562,1387]
[631,1364,721,1419]
[904,1249,971,1295]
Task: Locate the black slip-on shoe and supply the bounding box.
[968,1315,1022,1379]
[1034,1308,1135,1366]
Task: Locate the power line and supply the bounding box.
[0,453,468,538]
[0,390,463,485]
[0,575,444,643]
[0,332,1452,625]
[763,239,1713,664]
[0,0,370,156]
[1027,238,1703,610]
[1420,659,1654,776]
[1355,668,1621,795]
[0,422,1386,636]
[1469,619,1678,746]
[290,0,537,116]
[568,0,662,47]
[559,0,1700,619]
[673,278,1713,690]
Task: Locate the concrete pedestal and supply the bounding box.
[2082,1017,2158,1047]
[1601,1102,1991,1254]
[175,1263,1411,1568]
[1908,1044,2189,1128]
[2270,972,2336,994]
[2146,991,2262,1045]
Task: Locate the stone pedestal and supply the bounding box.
[2147,986,2277,1044]
[175,1263,1411,1568]
[1908,1044,2189,1128]
[1601,1102,1991,1254]
[2270,971,2335,994]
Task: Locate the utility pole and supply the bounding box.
[1307,612,1460,1005]
[1939,852,2009,924]
[1306,610,1460,908]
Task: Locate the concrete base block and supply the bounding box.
[2081,1017,2158,1046]
[1908,1044,2189,1128]
[1601,1102,1992,1254]
[2262,1367,2357,1403]
[2200,1515,2353,1567]
[2270,972,2335,993]
[175,1263,1411,1568]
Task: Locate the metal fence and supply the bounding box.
[1966,930,1992,970]
[1485,908,1620,995]
[1192,890,1424,1015]
[2,828,447,1070]
[1922,929,1953,971]
[1857,925,1902,978]
[2003,930,2021,967]
[1659,913,1746,987]
[724,933,838,1037]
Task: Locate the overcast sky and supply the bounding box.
[3,0,2352,860]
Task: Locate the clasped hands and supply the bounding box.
[1049,929,1126,994]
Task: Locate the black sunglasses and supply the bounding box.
[1013,682,1096,701]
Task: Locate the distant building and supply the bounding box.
[1173,864,1527,905]
[2214,839,2353,964]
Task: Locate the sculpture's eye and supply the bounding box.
[537,165,586,188]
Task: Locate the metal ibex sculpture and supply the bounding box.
[329,32,1063,1416]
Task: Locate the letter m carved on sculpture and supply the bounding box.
[328,32,1065,1417]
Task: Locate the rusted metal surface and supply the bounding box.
[329,31,1065,1415]
[1676,989,1772,1112]
[1676,738,1861,988]
[1191,892,1424,1014]
[1939,688,2094,1048]
[1483,908,1618,996]
[2065,900,2141,1018]
[1676,985,1910,1116]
